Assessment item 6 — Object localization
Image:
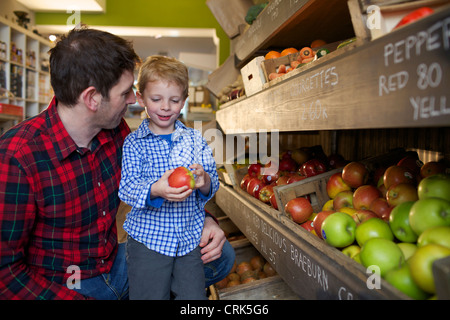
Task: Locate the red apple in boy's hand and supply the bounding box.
[168,167,195,189]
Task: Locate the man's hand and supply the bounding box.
[199,216,226,264]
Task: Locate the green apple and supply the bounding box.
[409,244,450,294]
[384,264,430,300]
[417,173,450,201]
[389,201,417,243]
[360,238,405,277]
[355,218,394,247]
[321,212,357,248]
[417,226,450,249]
[341,244,361,260]
[409,198,450,236]
[397,242,417,260]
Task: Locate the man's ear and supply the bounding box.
[81,86,102,111]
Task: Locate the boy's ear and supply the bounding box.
[81,86,102,111]
[136,91,146,107]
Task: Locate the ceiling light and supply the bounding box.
[15,0,106,13]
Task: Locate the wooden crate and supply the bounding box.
[348,0,450,42]
[260,40,357,87]
[274,168,342,219]
[206,0,254,38]
[240,56,266,97]
[209,239,300,300]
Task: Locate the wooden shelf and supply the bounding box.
[216,182,410,300]
[233,0,355,67]
[217,6,450,134]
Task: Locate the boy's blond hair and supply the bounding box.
[137,55,189,99]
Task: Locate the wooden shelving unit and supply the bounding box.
[209,0,450,299]
[0,15,53,134]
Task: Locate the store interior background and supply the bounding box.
[0,0,231,123]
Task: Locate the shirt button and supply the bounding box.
[101,260,104,264]
[102,211,106,216]
[98,182,101,187]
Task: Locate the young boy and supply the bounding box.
[118,55,219,300]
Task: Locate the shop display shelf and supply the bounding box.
[216,182,414,299]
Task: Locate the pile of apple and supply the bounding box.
[239,146,344,209]
[214,255,277,289]
[286,153,450,299]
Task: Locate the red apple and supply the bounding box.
[352,209,378,226]
[279,158,297,172]
[248,163,263,177]
[369,197,392,221]
[300,220,315,232]
[240,174,252,191]
[287,174,306,184]
[299,159,327,177]
[328,153,347,169]
[353,185,382,210]
[386,183,418,207]
[279,150,292,160]
[313,210,334,239]
[270,193,278,209]
[383,165,415,190]
[285,197,314,224]
[420,161,446,178]
[168,166,195,189]
[247,177,264,197]
[326,172,351,199]
[397,154,423,177]
[333,190,354,210]
[261,162,280,184]
[291,148,310,165]
[259,185,274,203]
[342,162,368,188]
[252,180,266,199]
[276,175,290,186]
[373,167,387,186]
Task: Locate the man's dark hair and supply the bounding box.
[49,26,140,106]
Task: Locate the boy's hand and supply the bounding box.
[189,164,211,196]
[151,169,193,201]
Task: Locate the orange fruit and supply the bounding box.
[280,47,298,56]
[311,39,327,48]
[300,47,314,59]
[265,51,281,60]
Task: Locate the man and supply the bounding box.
[0,26,233,300]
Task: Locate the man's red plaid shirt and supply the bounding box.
[0,97,130,299]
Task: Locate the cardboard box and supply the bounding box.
[240,56,266,97]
